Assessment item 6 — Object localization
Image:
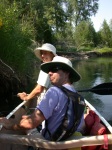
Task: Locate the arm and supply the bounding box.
[17,84,44,101]
[17,70,49,101]
[19,109,45,129]
[0,109,45,131]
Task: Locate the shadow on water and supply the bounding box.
[72,57,112,125]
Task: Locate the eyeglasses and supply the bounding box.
[49,67,63,73]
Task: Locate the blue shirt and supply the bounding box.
[36,84,84,140]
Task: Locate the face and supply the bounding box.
[48,67,70,86]
[40,50,54,63]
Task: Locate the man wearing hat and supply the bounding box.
[17,43,57,104]
[0,56,84,142]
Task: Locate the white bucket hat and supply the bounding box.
[34,43,57,60]
[41,56,81,82]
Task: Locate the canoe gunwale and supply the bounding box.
[0,133,112,149]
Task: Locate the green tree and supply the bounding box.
[99,20,112,47]
[65,0,99,26]
[0,0,35,74]
[73,21,97,50]
[109,19,112,47]
[109,19,112,31]
[4,0,99,47]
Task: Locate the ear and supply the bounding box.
[64,72,70,78]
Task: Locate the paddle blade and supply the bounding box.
[78,83,112,95]
[91,83,112,95]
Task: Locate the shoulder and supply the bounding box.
[38,70,49,79]
[46,86,68,100]
[45,86,67,98]
[39,70,48,76]
[48,86,63,94]
[37,70,50,88]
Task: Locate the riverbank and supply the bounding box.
[57,51,112,60]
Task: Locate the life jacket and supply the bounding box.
[82,110,107,150]
[44,86,85,141]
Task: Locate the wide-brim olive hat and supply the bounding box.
[41,56,81,82]
[34,43,57,60]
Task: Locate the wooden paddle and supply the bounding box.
[78,82,112,95]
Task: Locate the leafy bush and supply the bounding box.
[0,0,36,75]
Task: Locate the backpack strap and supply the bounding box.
[58,86,85,138]
[43,87,70,141]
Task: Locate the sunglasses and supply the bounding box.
[49,67,63,73]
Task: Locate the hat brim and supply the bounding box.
[41,62,81,82]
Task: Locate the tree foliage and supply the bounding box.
[65,0,99,26]
[98,20,112,47]
[74,21,97,50]
[0,0,35,75]
[109,19,112,31]
[1,0,112,77]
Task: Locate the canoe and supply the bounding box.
[0,98,112,150]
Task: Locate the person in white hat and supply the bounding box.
[34,43,57,60]
[17,43,57,104]
[0,56,84,144]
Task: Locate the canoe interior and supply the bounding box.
[0,99,112,150]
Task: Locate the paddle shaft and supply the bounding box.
[6,101,27,119]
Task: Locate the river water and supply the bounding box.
[72,57,112,124]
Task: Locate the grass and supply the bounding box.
[96,47,112,54]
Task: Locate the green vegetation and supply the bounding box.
[0,0,112,78]
[96,47,112,54]
[0,0,36,76]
